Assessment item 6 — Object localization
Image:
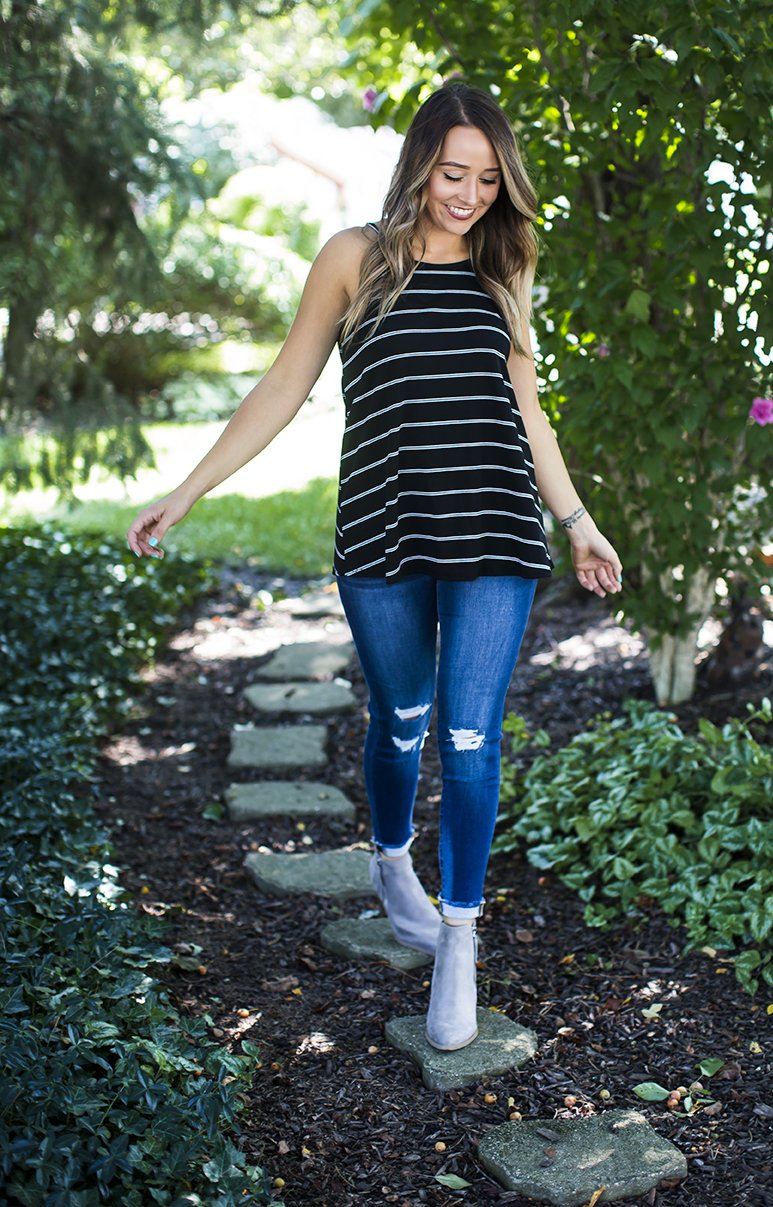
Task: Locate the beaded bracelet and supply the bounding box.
[560,505,586,530]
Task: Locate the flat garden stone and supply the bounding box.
[320,916,431,971]
[227,725,327,770]
[244,848,373,899]
[384,1008,537,1091]
[477,1110,687,1206]
[256,640,355,682]
[226,781,355,821]
[244,679,356,715]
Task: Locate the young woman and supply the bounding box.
[127,83,622,1052]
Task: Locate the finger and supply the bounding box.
[597,563,620,594]
[128,509,166,559]
[576,569,598,595]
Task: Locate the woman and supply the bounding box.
[127,83,622,1053]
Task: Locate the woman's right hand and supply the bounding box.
[126,487,195,559]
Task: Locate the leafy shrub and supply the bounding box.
[0,527,277,1204]
[495,701,773,994]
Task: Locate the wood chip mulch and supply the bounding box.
[98,571,772,1207]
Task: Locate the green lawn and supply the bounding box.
[4,480,338,576]
[1,415,341,576]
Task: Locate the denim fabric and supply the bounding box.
[336,573,536,917]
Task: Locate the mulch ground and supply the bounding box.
[97,571,772,1207]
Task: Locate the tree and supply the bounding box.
[0,0,299,492]
[339,0,772,703]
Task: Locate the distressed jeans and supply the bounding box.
[336,573,536,918]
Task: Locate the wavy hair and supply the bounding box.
[339,82,541,357]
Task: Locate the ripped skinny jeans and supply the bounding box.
[336,573,536,918]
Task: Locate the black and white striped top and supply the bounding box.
[333,231,554,582]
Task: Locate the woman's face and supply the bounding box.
[421,124,501,237]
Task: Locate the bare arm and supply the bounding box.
[507,325,623,598]
[127,229,361,557]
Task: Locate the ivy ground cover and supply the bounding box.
[0,527,277,1206]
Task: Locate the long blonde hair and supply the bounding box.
[340,83,540,357]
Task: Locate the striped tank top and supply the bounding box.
[333,227,554,582]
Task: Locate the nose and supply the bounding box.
[456,182,481,207]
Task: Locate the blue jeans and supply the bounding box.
[336,573,536,918]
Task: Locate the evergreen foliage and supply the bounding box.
[0,527,277,1204]
[0,0,303,493]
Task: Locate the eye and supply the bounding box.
[481,177,499,186]
[443,173,463,182]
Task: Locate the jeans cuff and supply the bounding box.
[439,896,485,920]
[372,831,416,858]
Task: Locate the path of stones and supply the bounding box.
[227,588,686,1207]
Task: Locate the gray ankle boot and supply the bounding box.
[369,850,442,955]
[425,920,478,1051]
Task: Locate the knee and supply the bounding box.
[370,698,432,753]
[440,725,501,777]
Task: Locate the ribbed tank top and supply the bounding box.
[333,227,554,582]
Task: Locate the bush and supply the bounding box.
[0,527,277,1205]
[494,701,773,994]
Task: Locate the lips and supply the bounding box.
[445,204,475,220]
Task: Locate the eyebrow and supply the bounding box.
[438,160,501,172]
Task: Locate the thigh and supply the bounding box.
[336,574,439,716]
[436,576,536,730]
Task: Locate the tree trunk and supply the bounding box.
[647,566,716,705]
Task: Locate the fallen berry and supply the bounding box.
[563,1095,577,1108]
[484,1092,497,1104]
[435,1141,446,1152]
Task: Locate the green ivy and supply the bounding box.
[495,701,773,994]
[0,527,278,1204]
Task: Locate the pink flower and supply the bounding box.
[362,87,379,113]
[749,397,773,425]
[597,343,610,358]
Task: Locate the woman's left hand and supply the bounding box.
[569,528,623,597]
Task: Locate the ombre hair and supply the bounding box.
[339,82,541,357]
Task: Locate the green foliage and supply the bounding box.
[495,700,773,994]
[0,527,276,1203]
[0,0,308,493]
[340,0,772,684]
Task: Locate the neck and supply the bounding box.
[412,227,469,264]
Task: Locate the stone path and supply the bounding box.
[224,581,688,1203]
[478,1110,687,1206]
[226,781,354,821]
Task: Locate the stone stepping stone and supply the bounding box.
[385,1008,537,1091]
[477,1109,687,1206]
[276,590,345,619]
[244,679,355,716]
[244,848,373,900]
[227,725,327,770]
[226,781,355,821]
[257,640,355,682]
[320,916,431,971]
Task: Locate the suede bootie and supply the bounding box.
[369,849,442,955]
[425,920,478,1051]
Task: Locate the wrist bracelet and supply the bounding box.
[560,505,586,530]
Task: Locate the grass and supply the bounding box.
[2,478,339,576]
[1,393,344,576]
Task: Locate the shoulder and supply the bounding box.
[314,225,379,302]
